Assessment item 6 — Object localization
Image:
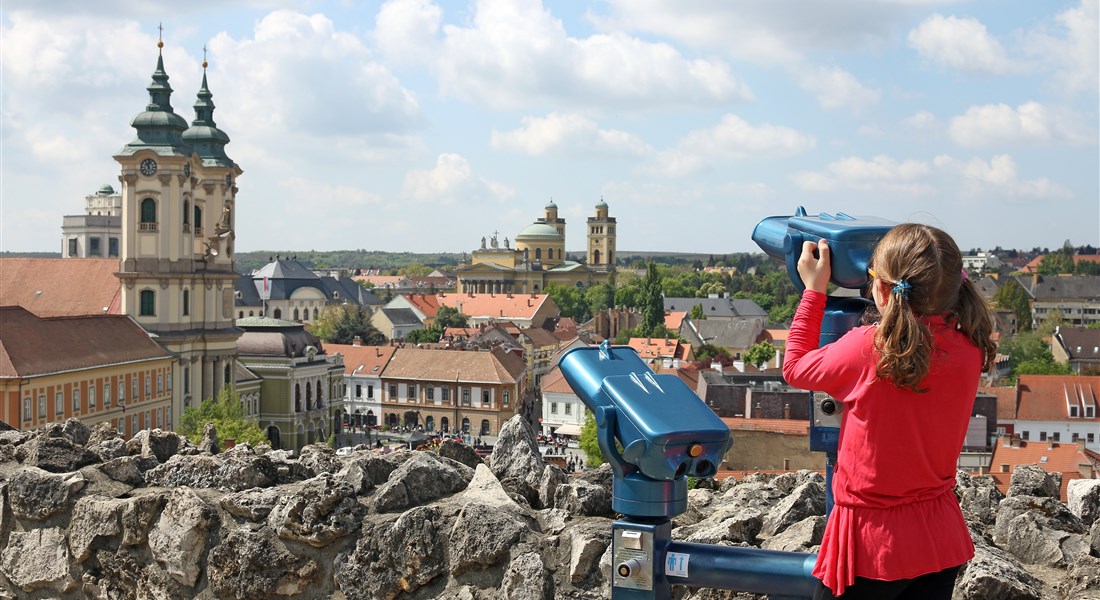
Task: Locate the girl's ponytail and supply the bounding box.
[875,277,932,392]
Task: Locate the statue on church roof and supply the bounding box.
[490,232,499,248]
[504,237,510,249]
[480,236,486,249]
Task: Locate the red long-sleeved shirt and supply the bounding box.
[783,290,978,595]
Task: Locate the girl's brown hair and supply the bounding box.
[869,223,997,391]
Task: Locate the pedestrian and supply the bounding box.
[783,225,996,600]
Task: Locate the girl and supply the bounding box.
[783,223,996,600]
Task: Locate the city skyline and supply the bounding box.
[1,0,1097,255]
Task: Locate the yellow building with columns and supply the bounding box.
[457,200,617,294]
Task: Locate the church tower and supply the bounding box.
[539,200,566,239]
[586,198,616,271]
[113,36,243,424]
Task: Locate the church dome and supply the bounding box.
[236,317,324,358]
[596,199,608,210]
[97,184,116,195]
[516,223,564,241]
[545,200,557,210]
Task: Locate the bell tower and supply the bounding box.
[586,198,616,271]
[113,33,242,424]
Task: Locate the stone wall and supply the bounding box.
[0,417,1095,599]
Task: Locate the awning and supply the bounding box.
[554,423,582,436]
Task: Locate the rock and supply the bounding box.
[957,472,1005,525]
[220,487,284,521]
[460,463,527,512]
[144,452,277,491]
[267,473,365,547]
[92,549,142,599]
[955,542,1043,600]
[372,452,472,513]
[1006,464,1061,499]
[147,487,219,587]
[88,437,129,462]
[438,439,483,469]
[538,464,570,510]
[85,421,121,447]
[553,477,613,517]
[994,495,1086,565]
[760,481,825,537]
[772,469,823,495]
[0,527,75,593]
[1068,479,1100,527]
[567,523,609,586]
[126,428,185,463]
[120,492,168,547]
[760,515,826,553]
[490,415,558,509]
[1056,555,1100,600]
[68,496,124,562]
[675,505,765,545]
[675,487,717,528]
[7,467,86,521]
[448,502,529,575]
[62,418,91,446]
[97,454,160,486]
[1092,518,1100,556]
[298,444,340,476]
[77,463,134,499]
[16,435,97,473]
[334,506,446,600]
[208,526,321,599]
[341,454,399,495]
[0,429,30,447]
[500,552,550,600]
[198,422,219,454]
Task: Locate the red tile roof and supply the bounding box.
[540,366,576,394]
[324,344,397,377]
[401,294,441,318]
[382,346,526,384]
[628,338,691,361]
[1015,375,1100,422]
[1021,254,1100,273]
[554,317,578,341]
[766,329,789,342]
[0,306,171,378]
[987,438,1100,501]
[665,311,687,331]
[721,417,810,436]
[435,292,552,321]
[980,385,1020,420]
[0,258,121,317]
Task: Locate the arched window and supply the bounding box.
[239,311,244,318]
[480,419,491,436]
[306,383,312,408]
[193,205,202,230]
[182,289,190,316]
[461,417,470,433]
[293,308,300,321]
[140,198,156,223]
[548,248,554,260]
[425,416,435,432]
[295,384,302,412]
[441,416,449,432]
[313,308,319,320]
[139,289,155,316]
[249,310,255,316]
[183,200,190,225]
[593,249,601,265]
[273,308,282,319]
[316,381,323,408]
[535,248,542,261]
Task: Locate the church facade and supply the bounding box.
[456,200,617,294]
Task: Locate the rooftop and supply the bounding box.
[0,258,121,317]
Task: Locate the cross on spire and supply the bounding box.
[156,22,164,51]
[202,44,208,69]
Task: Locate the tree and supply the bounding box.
[311,304,384,345]
[693,343,731,365]
[744,340,777,369]
[1035,308,1065,338]
[579,409,604,467]
[180,387,268,447]
[689,303,705,321]
[640,262,664,336]
[544,284,591,322]
[993,279,1031,332]
[434,305,468,329]
[400,263,433,277]
[585,282,616,319]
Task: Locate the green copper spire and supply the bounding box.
[118,29,192,157]
[183,46,233,167]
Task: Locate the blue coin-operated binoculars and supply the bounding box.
[752,207,895,513]
[560,342,818,599]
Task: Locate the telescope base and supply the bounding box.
[613,474,687,519]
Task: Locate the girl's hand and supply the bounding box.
[797,239,831,293]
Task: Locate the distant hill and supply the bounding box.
[0,251,62,258]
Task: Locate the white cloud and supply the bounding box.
[650,114,816,176]
[279,177,383,210]
[1024,0,1099,94]
[370,0,443,66]
[401,153,514,205]
[490,113,650,157]
[935,153,1073,199]
[902,110,941,131]
[908,14,1017,74]
[948,102,1092,147]
[795,65,881,112]
[432,0,751,110]
[793,155,933,194]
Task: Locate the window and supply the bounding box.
[1021,431,1029,440]
[157,374,163,395]
[273,308,282,319]
[442,388,450,402]
[140,198,157,224]
[503,391,510,406]
[131,376,137,401]
[194,205,202,232]
[1089,433,1096,443]
[367,385,374,399]
[1052,432,1060,442]
[564,402,571,415]
[109,238,119,257]
[389,384,397,400]
[355,384,362,398]
[104,383,111,408]
[145,375,151,397]
[89,385,96,409]
[407,385,416,400]
[89,237,101,255]
[68,238,78,256]
[38,395,46,418]
[182,289,189,316]
[119,381,125,405]
[55,391,63,414]
[1070,405,1079,417]
[535,248,542,261]
[427,388,434,401]
[294,308,300,321]
[139,290,155,316]
[183,367,190,394]
[1039,431,1047,442]
[1087,407,1096,418]
[551,402,558,414]
[1072,433,1080,442]
[73,387,81,412]
[462,389,471,406]
[483,391,490,406]
[22,397,31,421]
[131,414,138,435]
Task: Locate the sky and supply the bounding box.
[1,0,1097,256]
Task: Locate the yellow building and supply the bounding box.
[457,200,617,294]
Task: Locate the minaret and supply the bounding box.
[586,198,616,271]
[113,31,242,426]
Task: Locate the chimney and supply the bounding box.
[711,361,723,374]
[732,360,745,373]
[352,336,363,346]
[978,465,989,476]
[1047,439,1055,450]
[1078,439,1087,451]
[376,348,381,357]
[1080,463,1096,478]
[783,458,790,471]
[1010,435,1021,448]
[783,403,791,420]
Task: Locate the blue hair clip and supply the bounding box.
[892,279,912,300]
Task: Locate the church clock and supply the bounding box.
[140,159,158,176]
